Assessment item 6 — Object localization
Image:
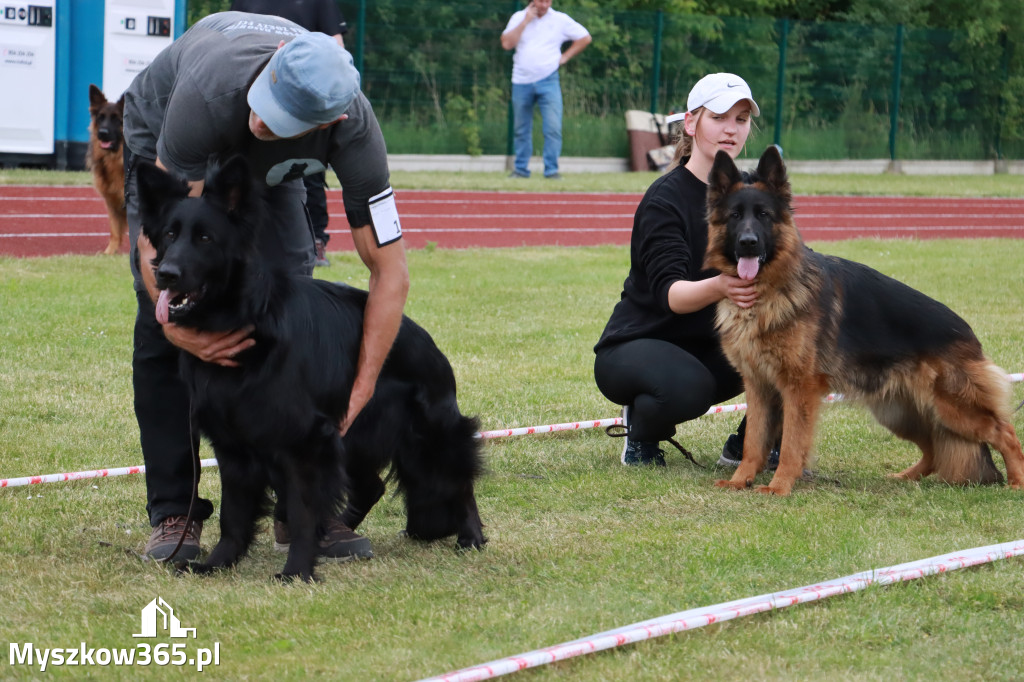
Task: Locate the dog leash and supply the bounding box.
[157,401,200,566]
[665,437,704,469]
[603,424,705,469]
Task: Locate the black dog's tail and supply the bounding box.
[400,389,484,491]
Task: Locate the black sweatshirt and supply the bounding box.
[595,163,720,352]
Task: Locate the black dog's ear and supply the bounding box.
[203,155,252,215]
[756,145,791,208]
[707,150,742,208]
[136,161,190,243]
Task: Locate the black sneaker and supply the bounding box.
[605,406,666,466]
[717,433,780,471]
[274,518,373,562]
[622,439,667,467]
[717,433,743,467]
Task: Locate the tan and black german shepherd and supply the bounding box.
[704,145,1024,496]
[87,84,127,255]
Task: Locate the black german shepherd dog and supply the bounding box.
[704,146,1024,496]
[136,157,486,581]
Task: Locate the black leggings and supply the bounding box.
[594,338,743,443]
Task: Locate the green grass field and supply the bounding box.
[2,231,1023,679]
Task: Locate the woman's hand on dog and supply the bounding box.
[162,324,256,367]
[720,274,759,309]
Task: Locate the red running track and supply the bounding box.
[2,185,1023,257]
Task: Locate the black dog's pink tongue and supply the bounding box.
[737,257,760,281]
[156,290,171,325]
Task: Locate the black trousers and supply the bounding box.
[125,150,316,526]
[133,292,215,525]
[594,338,744,443]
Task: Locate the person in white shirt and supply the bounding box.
[501,0,591,179]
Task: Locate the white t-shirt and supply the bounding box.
[503,8,589,85]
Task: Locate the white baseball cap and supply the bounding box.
[686,73,760,116]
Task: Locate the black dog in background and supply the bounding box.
[135,157,486,582]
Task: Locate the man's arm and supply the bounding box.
[558,34,591,66]
[500,6,537,50]
[318,0,347,46]
[340,225,411,435]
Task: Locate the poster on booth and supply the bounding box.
[102,0,175,99]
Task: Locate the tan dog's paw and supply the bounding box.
[756,480,794,496]
[714,478,751,491]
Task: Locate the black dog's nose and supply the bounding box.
[156,263,181,288]
[738,231,759,249]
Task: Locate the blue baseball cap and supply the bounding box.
[247,32,361,138]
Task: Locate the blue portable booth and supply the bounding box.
[0,0,186,170]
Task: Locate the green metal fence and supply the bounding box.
[192,1,1024,162]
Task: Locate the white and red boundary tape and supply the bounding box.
[416,539,1024,682]
[2,374,1022,489]
[0,458,222,489]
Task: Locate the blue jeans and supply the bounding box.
[511,71,563,177]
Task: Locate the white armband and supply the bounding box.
[368,186,402,247]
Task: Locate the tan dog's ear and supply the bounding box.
[88,83,107,115]
[707,150,742,209]
[756,145,791,209]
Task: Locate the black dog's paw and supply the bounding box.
[455,535,488,552]
[273,571,319,584]
[175,560,220,577]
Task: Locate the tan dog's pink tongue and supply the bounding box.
[156,290,170,325]
[737,257,760,281]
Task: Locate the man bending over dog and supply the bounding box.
[123,12,409,562]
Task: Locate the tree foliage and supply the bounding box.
[184,0,1022,158]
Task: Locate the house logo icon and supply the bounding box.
[133,597,197,639]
